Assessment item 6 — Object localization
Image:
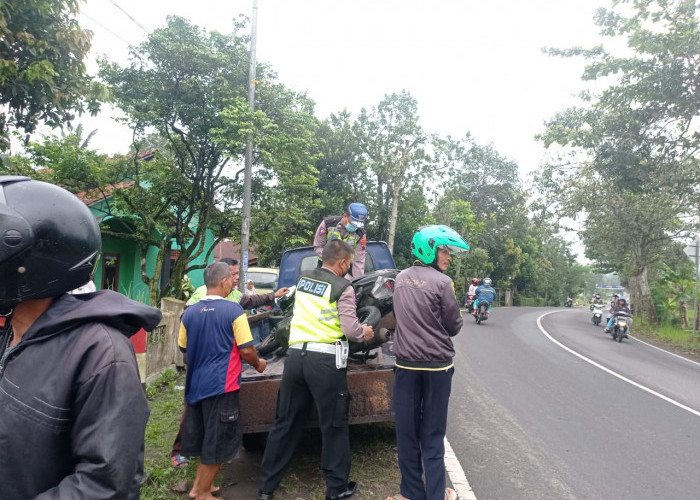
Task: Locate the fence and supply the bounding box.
[135,297,185,387]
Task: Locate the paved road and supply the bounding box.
[447,307,700,500]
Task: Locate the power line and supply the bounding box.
[106,0,151,35]
[81,9,133,47]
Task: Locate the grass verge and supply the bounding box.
[141,369,402,499]
[273,423,401,500]
[631,320,700,361]
[141,369,196,500]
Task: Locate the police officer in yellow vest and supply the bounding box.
[258,240,374,500]
[313,203,368,278]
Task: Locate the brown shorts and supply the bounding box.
[181,391,241,465]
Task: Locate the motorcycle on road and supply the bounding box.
[592,304,604,326]
[464,294,475,314]
[474,302,489,324]
[610,312,631,342]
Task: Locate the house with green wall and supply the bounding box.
[82,191,214,304]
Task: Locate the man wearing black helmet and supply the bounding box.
[0,176,162,499]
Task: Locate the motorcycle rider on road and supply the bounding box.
[604,297,632,333]
[473,278,497,316]
[610,293,620,308]
[464,278,479,309]
[589,293,603,311]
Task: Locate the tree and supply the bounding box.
[434,135,531,290]
[354,91,428,252]
[313,111,368,223]
[0,0,101,151]
[99,16,319,300]
[219,80,321,266]
[538,0,700,323]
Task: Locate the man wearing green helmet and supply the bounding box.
[386,225,469,500]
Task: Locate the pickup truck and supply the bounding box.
[239,242,397,449]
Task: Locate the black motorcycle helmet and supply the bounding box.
[0,176,101,307]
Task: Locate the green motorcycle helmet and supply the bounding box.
[411,225,470,266]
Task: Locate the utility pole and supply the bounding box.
[684,238,700,333]
[694,242,699,333]
[240,0,258,292]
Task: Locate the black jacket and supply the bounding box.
[0,291,162,499]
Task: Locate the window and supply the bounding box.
[364,252,375,273]
[300,255,318,273]
[248,271,278,289]
[102,253,120,291]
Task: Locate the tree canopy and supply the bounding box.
[537,0,700,322]
[0,0,101,151]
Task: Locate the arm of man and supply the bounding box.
[178,321,187,353]
[351,236,367,278]
[313,219,328,259]
[440,281,464,337]
[238,287,291,309]
[233,314,267,373]
[337,286,373,342]
[36,341,150,499]
[240,292,275,309]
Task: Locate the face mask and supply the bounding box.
[345,223,357,233]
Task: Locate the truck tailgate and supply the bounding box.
[239,343,396,433]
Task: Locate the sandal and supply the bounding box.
[445,487,457,500]
[171,454,189,468]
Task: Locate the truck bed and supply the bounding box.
[239,341,396,433]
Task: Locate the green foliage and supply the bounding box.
[537,0,700,323]
[313,111,369,223]
[0,0,103,150]
[354,90,428,251]
[651,260,696,323]
[98,16,320,293]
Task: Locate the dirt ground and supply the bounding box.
[194,425,405,500]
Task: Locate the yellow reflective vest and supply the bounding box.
[289,267,351,344]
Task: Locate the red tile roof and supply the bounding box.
[75,182,135,206]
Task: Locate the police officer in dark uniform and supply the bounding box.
[257,240,373,500]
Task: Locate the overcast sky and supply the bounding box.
[76,0,609,177]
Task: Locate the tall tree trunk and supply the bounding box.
[630,265,658,324]
[142,240,166,307]
[387,177,401,253]
[375,172,389,242]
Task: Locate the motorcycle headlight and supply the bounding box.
[618,320,627,328]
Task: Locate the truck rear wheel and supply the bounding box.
[242,432,268,452]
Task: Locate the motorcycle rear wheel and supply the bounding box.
[357,305,382,327]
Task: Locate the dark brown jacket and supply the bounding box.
[393,263,463,369]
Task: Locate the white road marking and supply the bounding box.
[537,311,700,418]
[628,334,700,366]
[445,437,478,500]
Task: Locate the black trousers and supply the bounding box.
[394,367,454,500]
[259,347,351,497]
